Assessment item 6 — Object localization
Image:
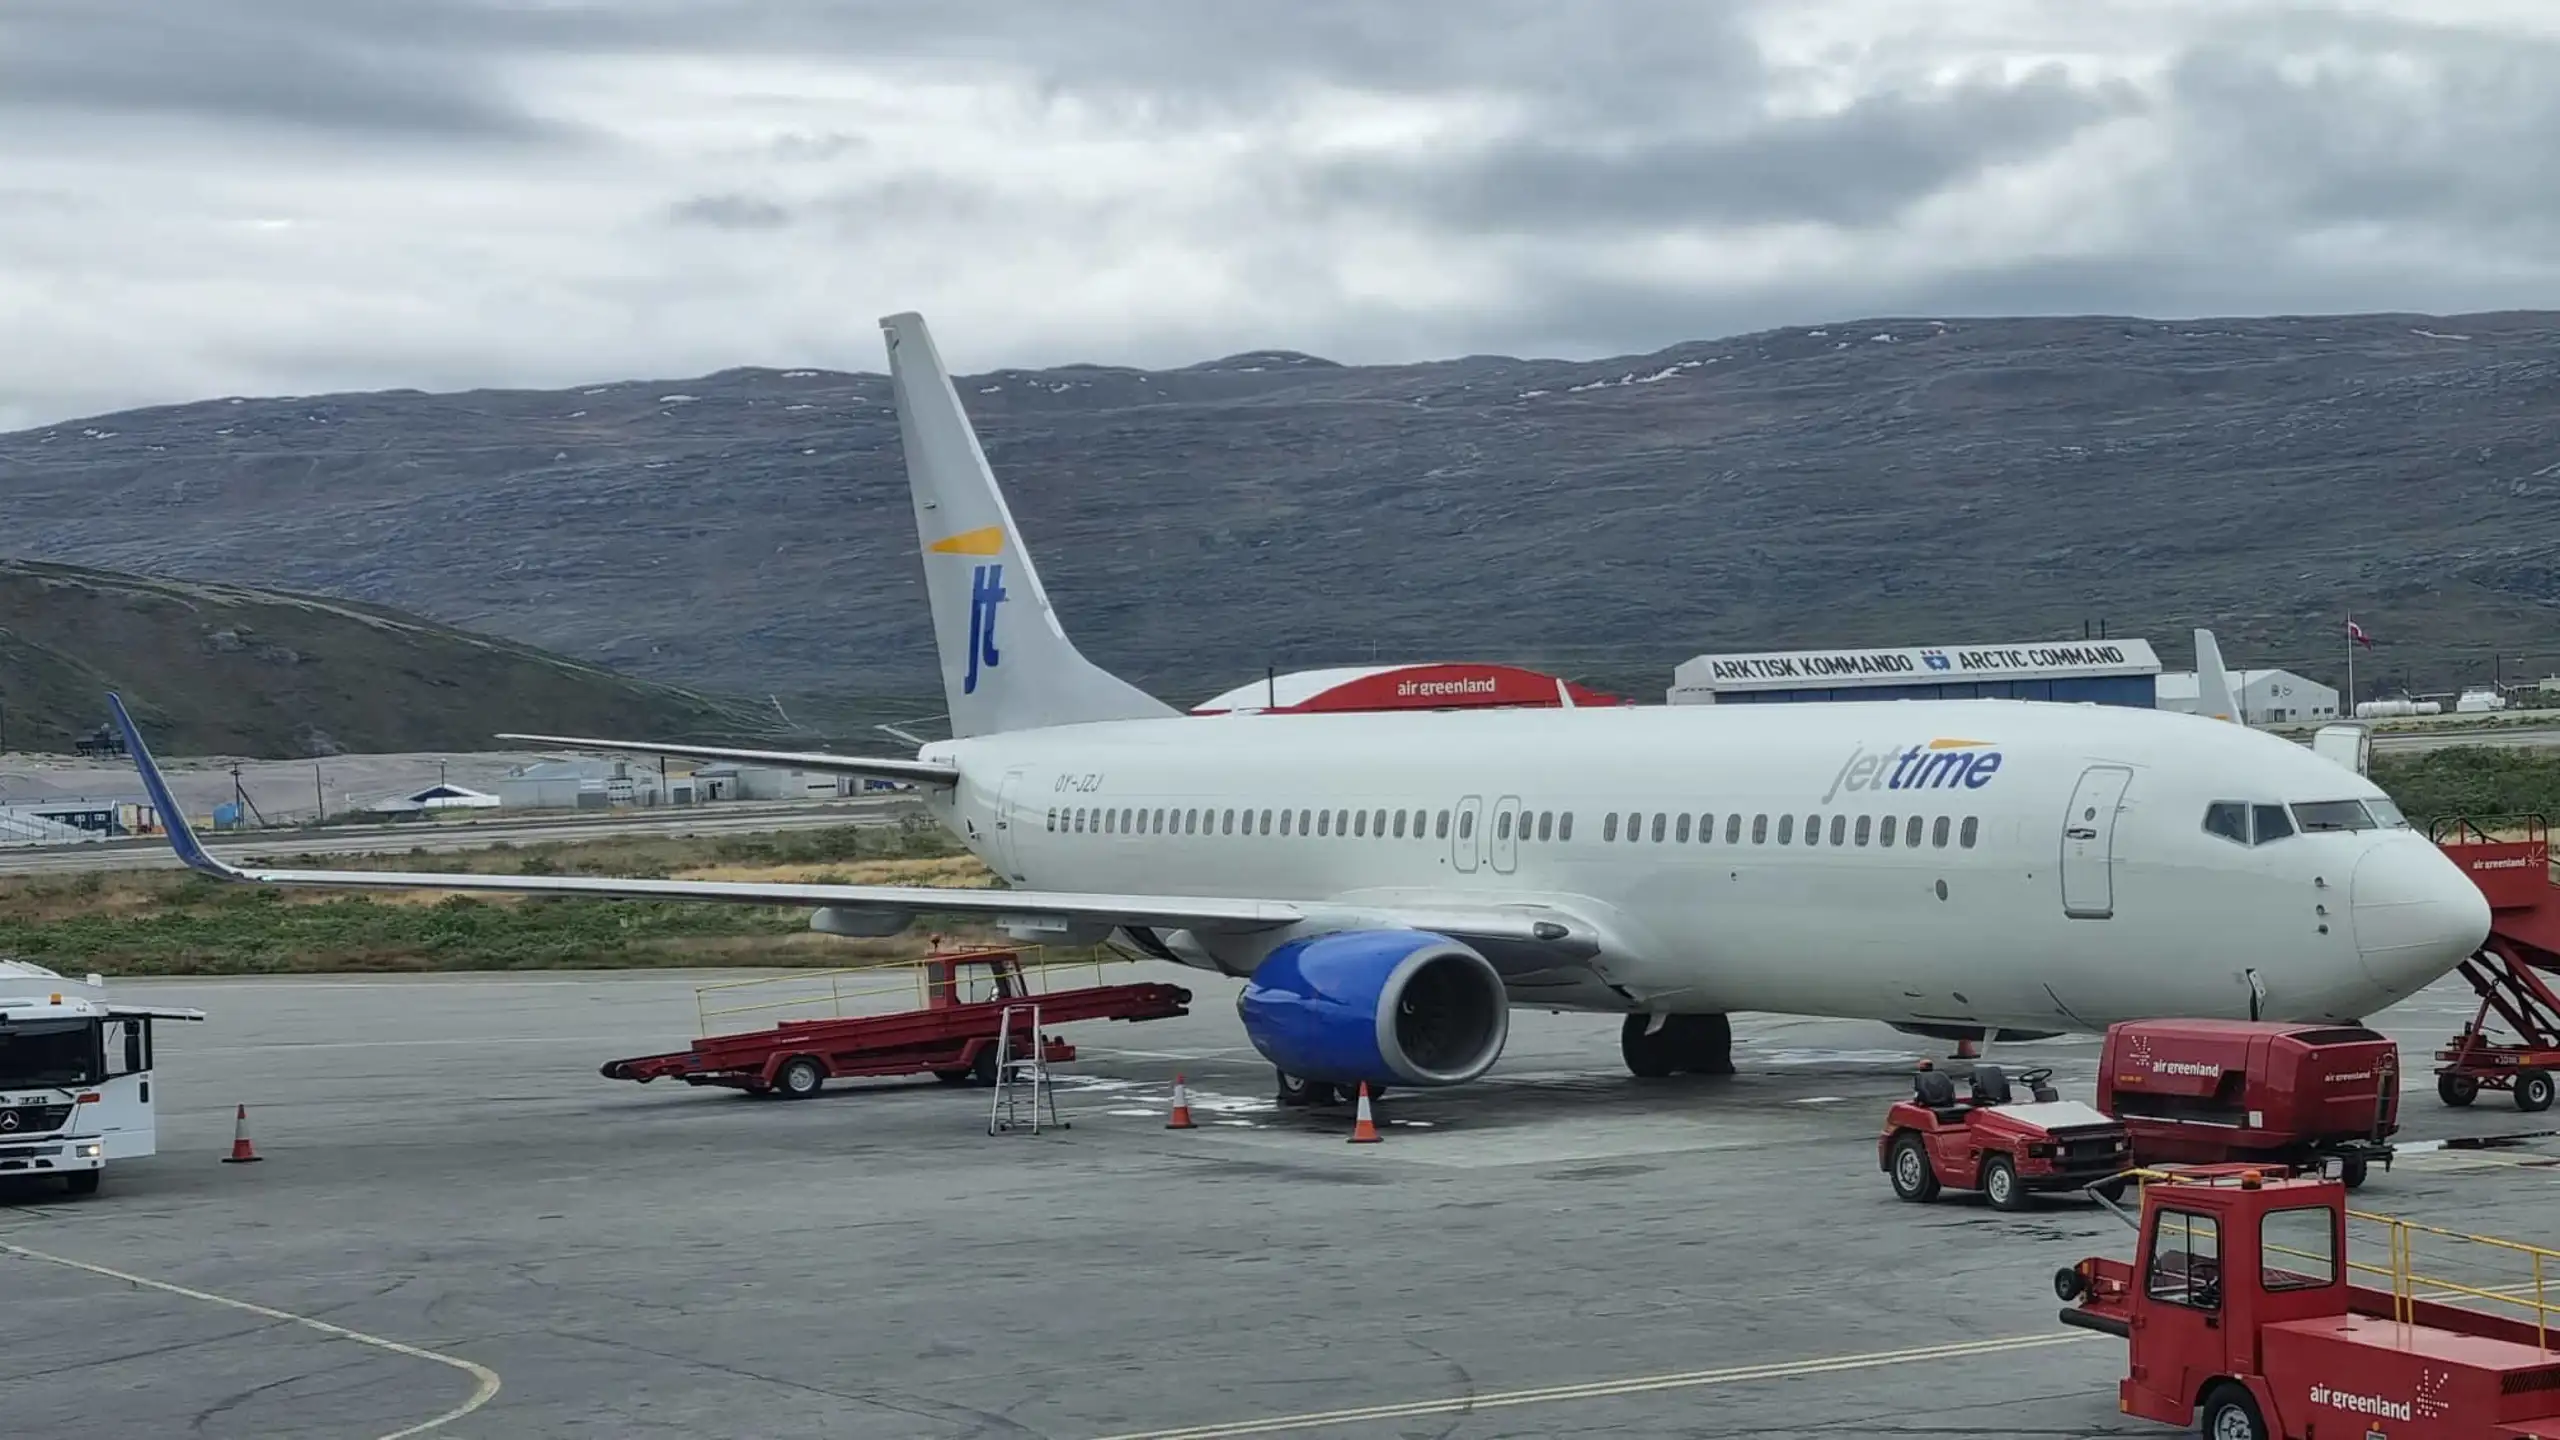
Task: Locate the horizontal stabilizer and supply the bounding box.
[494,733,957,786]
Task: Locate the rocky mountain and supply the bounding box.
[0,560,765,757]
[8,312,2560,709]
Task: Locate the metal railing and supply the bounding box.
[2347,1208,2559,1351]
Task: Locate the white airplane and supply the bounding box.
[109,312,2490,1105]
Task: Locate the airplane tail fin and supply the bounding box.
[2193,628,2241,723]
[880,311,1176,739]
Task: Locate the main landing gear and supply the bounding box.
[1622,1013,1734,1078]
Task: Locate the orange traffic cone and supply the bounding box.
[1347,1082,1382,1144]
[1954,1036,1981,1060]
[1166,1075,1196,1130]
[222,1103,263,1164]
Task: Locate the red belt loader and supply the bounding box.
[2055,1165,2560,1439]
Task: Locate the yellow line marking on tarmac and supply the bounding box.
[1087,1331,2101,1440]
[0,1239,501,1439]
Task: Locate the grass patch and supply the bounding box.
[1,822,1009,976]
[2372,747,2560,831]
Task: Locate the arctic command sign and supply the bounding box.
[1669,639,2161,708]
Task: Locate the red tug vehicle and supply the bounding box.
[2429,815,2560,1115]
[599,946,1191,1097]
[2055,1164,2560,1440]
[1881,1062,2136,1209]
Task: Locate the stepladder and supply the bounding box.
[989,1002,1067,1135]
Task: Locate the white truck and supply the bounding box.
[0,959,204,1196]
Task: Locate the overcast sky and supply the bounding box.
[6,0,2558,429]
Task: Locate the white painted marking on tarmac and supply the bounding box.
[193,1034,650,1054]
[0,1238,502,1438]
[1791,1095,1850,1105]
[1084,1331,2101,1440]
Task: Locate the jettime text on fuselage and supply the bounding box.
[1822,739,2004,805]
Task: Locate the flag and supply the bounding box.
[2347,619,2374,649]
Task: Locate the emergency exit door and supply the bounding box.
[2061,765,2133,919]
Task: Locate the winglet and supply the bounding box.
[2193,628,2241,724]
[105,694,240,880]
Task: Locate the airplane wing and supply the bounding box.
[494,733,956,787]
[108,696,1599,955]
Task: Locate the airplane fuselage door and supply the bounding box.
[992,767,1030,879]
[1490,795,1522,875]
[2061,765,2133,919]
[1452,795,1483,873]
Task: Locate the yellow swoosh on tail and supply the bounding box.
[928,525,1003,556]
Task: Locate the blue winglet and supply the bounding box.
[105,693,228,877]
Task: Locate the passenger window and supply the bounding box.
[1830,814,1846,846]
[1264,809,1276,834]
[1651,813,1666,843]
[1436,810,1450,839]
[1355,810,1369,838]
[1960,816,1979,849]
[1538,812,1553,842]
[2252,805,2293,844]
[1155,808,1168,833]
[1854,815,1872,846]
[1319,810,1331,836]
[1698,813,1714,843]
[1878,815,1896,847]
[1046,808,1058,832]
[1604,812,1619,842]
[1752,813,1768,844]
[1558,812,1573,841]
[1777,814,1794,844]
[1394,810,1408,839]
[2146,1210,2222,1310]
[1281,809,1294,836]
[1725,814,1741,844]
[1804,813,1822,846]
[1904,816,1923,848]
[1932,816,1950,848]
[2203,802,2248,846]
[1336,808,1350,835]
[1626,811,1642,841]
[1299,809,1312,835]
[1676,814,1692,843]
[2261,1207,2336,1291]
[1374,808,1388,837]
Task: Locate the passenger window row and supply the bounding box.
[1045,803,1980,850]
[1602,809,1980,850]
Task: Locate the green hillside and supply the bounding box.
[0,559,768,757]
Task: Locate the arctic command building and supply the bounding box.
[1668,640,2162,708]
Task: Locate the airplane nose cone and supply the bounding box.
[2350,840,2490,992]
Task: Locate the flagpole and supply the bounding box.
[2346,617,2356,717]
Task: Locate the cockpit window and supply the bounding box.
[2204,802,2249,845]
[2292,800,2377,833]
[2365,796,2411,829]
[2252,805,2294,843]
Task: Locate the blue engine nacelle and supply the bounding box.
[1235,930,1510,1088]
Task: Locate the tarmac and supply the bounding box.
[3,962,2555,1440]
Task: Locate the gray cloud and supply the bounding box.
[6,0,2560,431]
[1319,65,2147,233]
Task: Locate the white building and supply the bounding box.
[2156,668,2339,725]
[496,758,697,810]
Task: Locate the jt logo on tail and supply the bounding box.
[965,563,1008,693]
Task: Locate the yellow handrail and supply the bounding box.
[2346,1207,2560,1349]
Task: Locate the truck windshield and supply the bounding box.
[0,1019,99,1088]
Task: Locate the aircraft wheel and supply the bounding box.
[2438,1072,2480,1107]
[1888,1133,1939,1202]
[2200,1381,2269,1440]
[1674,1013,1735,1075]
[1275,1071,1329,1107]
[2518,1069,2555,1113]
[1983,1154,2030,1212]
[1620,1015,1680,1078]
